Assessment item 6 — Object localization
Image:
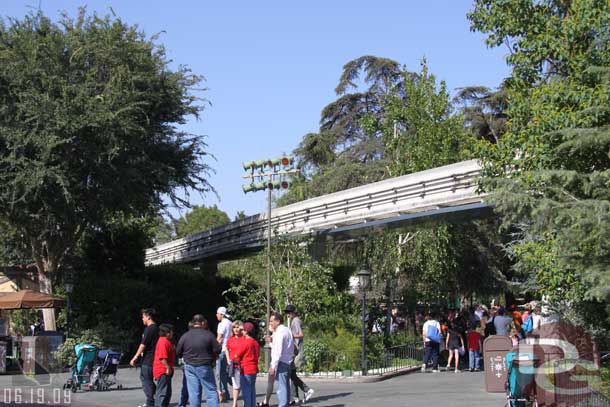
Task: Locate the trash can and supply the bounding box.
[483,335,513,392]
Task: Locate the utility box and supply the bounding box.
[21,335,63,376]
[484,335,513,392]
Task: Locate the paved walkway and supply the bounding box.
[0,368,505,406]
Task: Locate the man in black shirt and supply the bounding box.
[130,308,159,407]
[177,314,221,407]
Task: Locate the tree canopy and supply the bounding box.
[0,10,212,328]
[469,0,610,339]
[174,204,230,238]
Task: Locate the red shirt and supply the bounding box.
[153,336,176,379]
[231,336,260,375]
[227,336,246,362]
[467,331,482,351]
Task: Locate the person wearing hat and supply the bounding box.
[216,306,233,402]
[285,305,314,404]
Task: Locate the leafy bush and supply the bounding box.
[7,309,39,335]
[303,339,329,373]
[54,329,104,367]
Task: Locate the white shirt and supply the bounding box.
[494,315,512,336]
[422,319,441,343]
[270,324,294,370]
[532,314,542,331]
[217,318,232,351]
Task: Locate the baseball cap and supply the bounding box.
[243,322,255,334]
[216,306,228,316]
[284,304,296,313]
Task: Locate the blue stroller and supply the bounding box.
[64,344,98,393]
[505,351,539,407]
[90,349,123,391]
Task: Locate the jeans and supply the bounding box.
[176,371,191,407]
[423,341,440,370]
[140,364,156,407]
[240,373,257,407]
[185,364,219,407]
[290,363,310,400]
[154,374,172,407]
[275,362,290,407]
[216,352,230,399]
[469,349,481,370]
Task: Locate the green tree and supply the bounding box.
[384,59,470,175]
[278,56,407,205]
[0,10,212,329]
[469,0,610,338]
[453,85,508,144]
[174,205,230,238]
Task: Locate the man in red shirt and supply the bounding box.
[153,323,176,407]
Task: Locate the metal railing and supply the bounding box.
[258,342,424,378]
[145,160,485,265]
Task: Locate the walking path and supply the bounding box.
[0,368,505,406]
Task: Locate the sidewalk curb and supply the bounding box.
[286,366,421,384]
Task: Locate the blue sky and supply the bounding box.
[2,1,510,219]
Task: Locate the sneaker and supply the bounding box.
[454,369,460,373]
[304,389,314,402]
[290,400,300,405]
[432,369,440,372]
[421,364,426,372]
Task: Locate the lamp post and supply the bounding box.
[64,272,74,339]
[357,269,371,376]
[242,155,299,369]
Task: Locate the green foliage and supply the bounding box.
[219,256,267,322]
[54,329,104,367]
[469,0,610,338]
[7,309,38,336]
[0,9,212,295]
[271,238,337,321]
[303,339,330,373]
[175,205,230,238]
[384,59,470,176]
[454,85,508,144]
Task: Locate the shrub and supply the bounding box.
[303,339,329,373]
[54,329,104,367]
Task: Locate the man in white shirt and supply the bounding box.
[269,312,294,407]
[493,307,513,336]
[421,313,442,372]
[215,306,232,402]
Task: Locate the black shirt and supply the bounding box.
[141,323,159,366]
[176,327,221,366]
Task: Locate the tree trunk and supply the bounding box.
[32,240,58,332]
[37,268,56,331]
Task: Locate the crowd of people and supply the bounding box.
[420,302,543,372]
[129,305,315,407]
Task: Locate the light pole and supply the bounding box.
[242,155,299,368]
[357,269,371,376]
[64,272,74,339]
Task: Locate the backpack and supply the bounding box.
[426,324,443,343]
[484,316,496,337]
[522,315,533,336]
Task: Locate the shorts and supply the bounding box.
[231,367,241,389]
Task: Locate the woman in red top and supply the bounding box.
[236,322,260,407]
[226,320,244,407]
